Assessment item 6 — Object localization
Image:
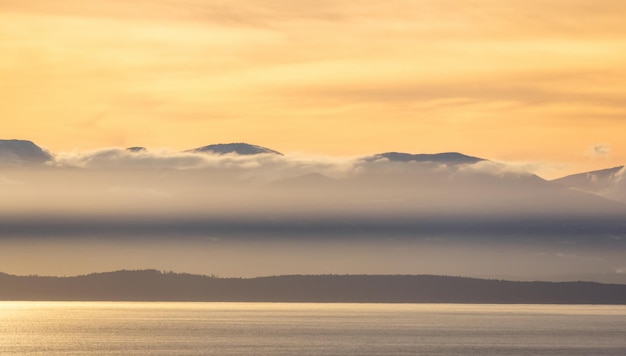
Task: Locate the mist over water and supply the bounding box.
[2,233,625,283]
[1,149,625,281]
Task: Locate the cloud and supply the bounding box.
[585,144,612,158]
[454,159,548,178]
[597,166,626,203]
[53,147,359,182]
[615,166,626,181]
[51,147,569,189]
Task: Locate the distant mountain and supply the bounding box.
[126,146,147,152]
[0,139,52,164]
[1,139,624,236]
[1,270,625,303]
[188,143,282,156]
[553,166,626,203]
[338,151,625,222]
[554,166,624,189]
[365,152,484,165]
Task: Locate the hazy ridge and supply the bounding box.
[1,270,625,304]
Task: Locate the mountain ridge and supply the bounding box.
[553,166,624,185]
[365,151,484,164]
[553,165,626,203]
[1,138,625,207]
[187,142,283,156]
[0,139,53,164]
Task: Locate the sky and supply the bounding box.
[2,0,626,179]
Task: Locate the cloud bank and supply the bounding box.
[1,147,624,237]
[1,146,625,281]
[53,147,358,181]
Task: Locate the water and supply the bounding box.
[1,302,625,355]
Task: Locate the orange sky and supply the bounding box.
[2,0,626,178]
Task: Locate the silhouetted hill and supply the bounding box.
[365,152,484,164]
[1,270,625,304]
[0,139,52,164]
[188,143,282,156]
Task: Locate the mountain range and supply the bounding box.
[1,139,625,237]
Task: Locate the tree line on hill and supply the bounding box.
[1,270,625,304]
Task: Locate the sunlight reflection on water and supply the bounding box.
[1,302,626,355]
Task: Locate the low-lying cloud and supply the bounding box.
[53,147,358,182]
[1,147,624,239]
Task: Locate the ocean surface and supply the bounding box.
[1,302,625,355]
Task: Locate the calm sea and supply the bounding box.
[1,302,625,355]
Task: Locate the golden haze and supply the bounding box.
[1,0,626,178]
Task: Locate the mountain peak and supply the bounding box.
[554,166,624,182]
[0,139,53,164]
[552,165,625,203]
[367,151,484,164]
[188,143,282,156]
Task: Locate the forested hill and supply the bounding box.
[1,270,625,304]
